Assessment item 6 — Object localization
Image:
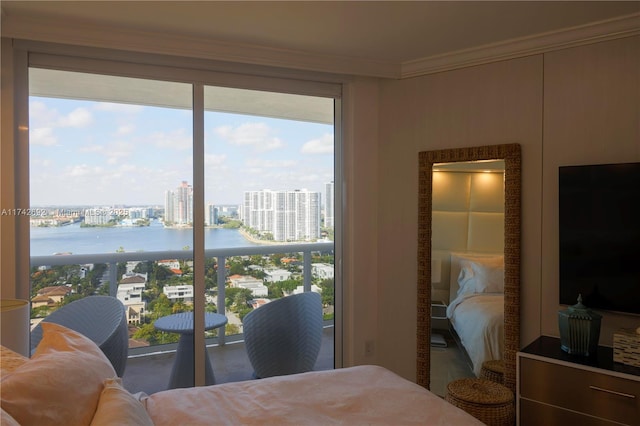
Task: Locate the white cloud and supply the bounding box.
[31,157,53,168]
[301,133,333,154]
[58,107,93,128]
[67,164,102,177]
[29,101,59,128]
[245,158,296,168]
[29,101,93,128]
[30,127,58,146]
[205,154,227,167]
[116,124,135,135]
[148,129,192,150]
[215,122,284,152]
[79,144,104,153]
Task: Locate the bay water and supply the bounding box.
[30,220,259,256]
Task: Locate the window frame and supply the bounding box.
[10,41,344,383]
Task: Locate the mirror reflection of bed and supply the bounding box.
[429,160,505,397]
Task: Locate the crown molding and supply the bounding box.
[0,14,401,79]
[401,12,640,78]
[2,11,638,80]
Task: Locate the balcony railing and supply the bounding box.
[30,242,334,350]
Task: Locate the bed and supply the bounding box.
[446,252,505,376]
[1,323,484,425]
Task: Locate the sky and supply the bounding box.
[29,96,334,207]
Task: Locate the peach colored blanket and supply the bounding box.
[145,365,483,425]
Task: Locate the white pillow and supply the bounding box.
[90,378,154,426]
[470,261,504,293]
[0,323,117,426]
[453,254,504,296]
[456,265,476,297]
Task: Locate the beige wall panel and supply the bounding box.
[343,77,381,367]
[432,211,469,251]
[1,38,17,299]
[468,212,505,253]
[469,172,504,212]
[377,55,544,380]
[541,36,640,344]
[432,172,470,211]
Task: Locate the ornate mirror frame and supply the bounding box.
[417,143,521,394]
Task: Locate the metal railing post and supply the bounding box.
[303,250,311,292]
[217,255,226,346]
[109,262,117,298]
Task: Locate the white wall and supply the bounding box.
[540,36,640,343]
[376,35,639,381]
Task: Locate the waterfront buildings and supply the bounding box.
[205,203,218,226]
[324,181,334,228]
[242,189,321,241]
[164,181,193,226]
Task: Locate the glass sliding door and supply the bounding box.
[28,67,196,390]
[202,85,336,377]
[22,53,341,394]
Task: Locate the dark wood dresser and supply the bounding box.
[517,336,640,426]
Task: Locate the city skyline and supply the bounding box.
[29,92,334,207]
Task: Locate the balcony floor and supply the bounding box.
[122,326,335,395]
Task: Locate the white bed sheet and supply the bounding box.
[446,293,504,376]
[145,365,484,425]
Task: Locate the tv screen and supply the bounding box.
[559,162,640,315]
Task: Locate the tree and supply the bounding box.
[225,324,240,335]
[268,278,301,298]
[133,261,154,274]
[154,265,173,281]
[225,287,253,311]
[228,262,245,276]
[272,253,285,266]
[319,278,334,307]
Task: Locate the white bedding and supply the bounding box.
[1,323,485,426]
[446,293,504,376]
[145,365,484,425]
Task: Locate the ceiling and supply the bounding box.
[2,1,639,78]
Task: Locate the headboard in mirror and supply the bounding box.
[417,144,521,394]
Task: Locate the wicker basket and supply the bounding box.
[445,378,514,426]
[480,359,505,384]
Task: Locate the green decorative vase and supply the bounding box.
[558,294,602,357]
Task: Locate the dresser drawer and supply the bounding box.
[520,399,620,426]
[520,357,639,425]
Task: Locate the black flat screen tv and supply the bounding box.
[559,162,640,315]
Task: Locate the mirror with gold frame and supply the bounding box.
[417,144,520,394]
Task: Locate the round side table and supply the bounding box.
[154,312,227,389]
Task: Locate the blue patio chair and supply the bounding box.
[243,291,323,379]
[30,295,128,376]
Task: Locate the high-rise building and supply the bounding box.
[243,189,321,241]
[205,203,218,226]
[324,181,334,228]
[164,181,193,226]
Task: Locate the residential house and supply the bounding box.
[228,275,269,298]
[31,286,73,308]
[157,259,182,276]
[311,263,334,280]
[163,285,194,303]
[263,269,291,283]
[117,274,147,324]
